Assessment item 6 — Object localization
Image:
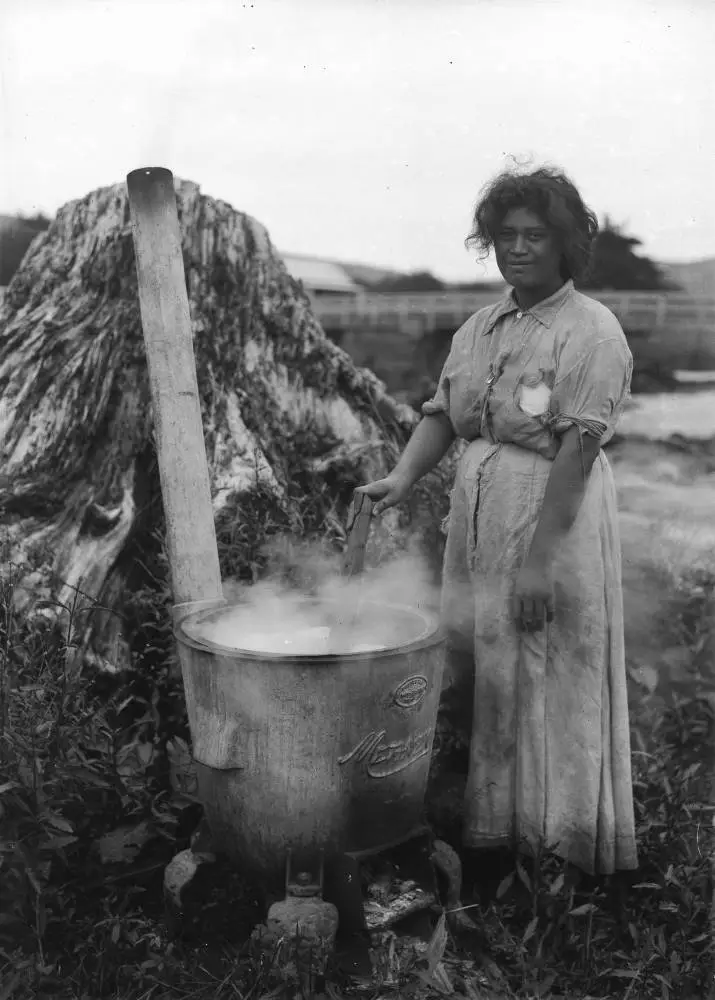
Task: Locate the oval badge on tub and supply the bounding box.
[392,675,428,710]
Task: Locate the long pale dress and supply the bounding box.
[423,279,639,875]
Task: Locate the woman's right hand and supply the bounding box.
[356,474,411,516]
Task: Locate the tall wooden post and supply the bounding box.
[126,167,223,609]
[127,170,231,906]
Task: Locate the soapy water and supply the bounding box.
[184,609,398,655]
[182,544,440,656]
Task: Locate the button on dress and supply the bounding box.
[423,279,638,874]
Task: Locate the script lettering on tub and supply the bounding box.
[338,728,432,778]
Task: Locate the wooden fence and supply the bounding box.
[311,289,715,339]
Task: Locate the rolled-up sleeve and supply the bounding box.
[549,337,633,441]
[421,368,451,418]
[420,325,468,423]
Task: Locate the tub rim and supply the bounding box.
[174,597,445,664]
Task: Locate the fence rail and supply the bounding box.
[312,290,715,338]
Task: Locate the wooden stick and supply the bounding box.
[329,491,374,637]
[126,167,223,608]
[342,491,374,580]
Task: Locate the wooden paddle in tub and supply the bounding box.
[342,490,374,579]
[332,490,375,641]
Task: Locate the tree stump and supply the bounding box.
[0,177,422,674]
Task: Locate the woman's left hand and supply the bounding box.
[512,560,554,632]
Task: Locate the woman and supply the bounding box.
[359,166,638,878]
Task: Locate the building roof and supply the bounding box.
[339,261,404,287]
[281,253,359,294]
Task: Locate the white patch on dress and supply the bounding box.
[518,382,552,417]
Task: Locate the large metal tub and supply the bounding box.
[175,597,445,888]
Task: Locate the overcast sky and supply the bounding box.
[1,0,712,282]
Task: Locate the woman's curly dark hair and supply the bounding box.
[465,166,599,282]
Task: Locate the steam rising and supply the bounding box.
[185,539,441,656]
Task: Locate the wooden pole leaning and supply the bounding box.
[126,167,223,611]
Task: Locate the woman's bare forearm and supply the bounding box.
[526,425,602,567]
[392,412,456,487]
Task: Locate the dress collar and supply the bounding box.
[482,278,574,334]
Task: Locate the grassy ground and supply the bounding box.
[1,434,714,1000]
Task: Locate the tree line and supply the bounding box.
[0,213,53,286]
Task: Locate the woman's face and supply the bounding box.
[494,207,565,305]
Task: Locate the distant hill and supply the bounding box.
[659,258,715,296]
